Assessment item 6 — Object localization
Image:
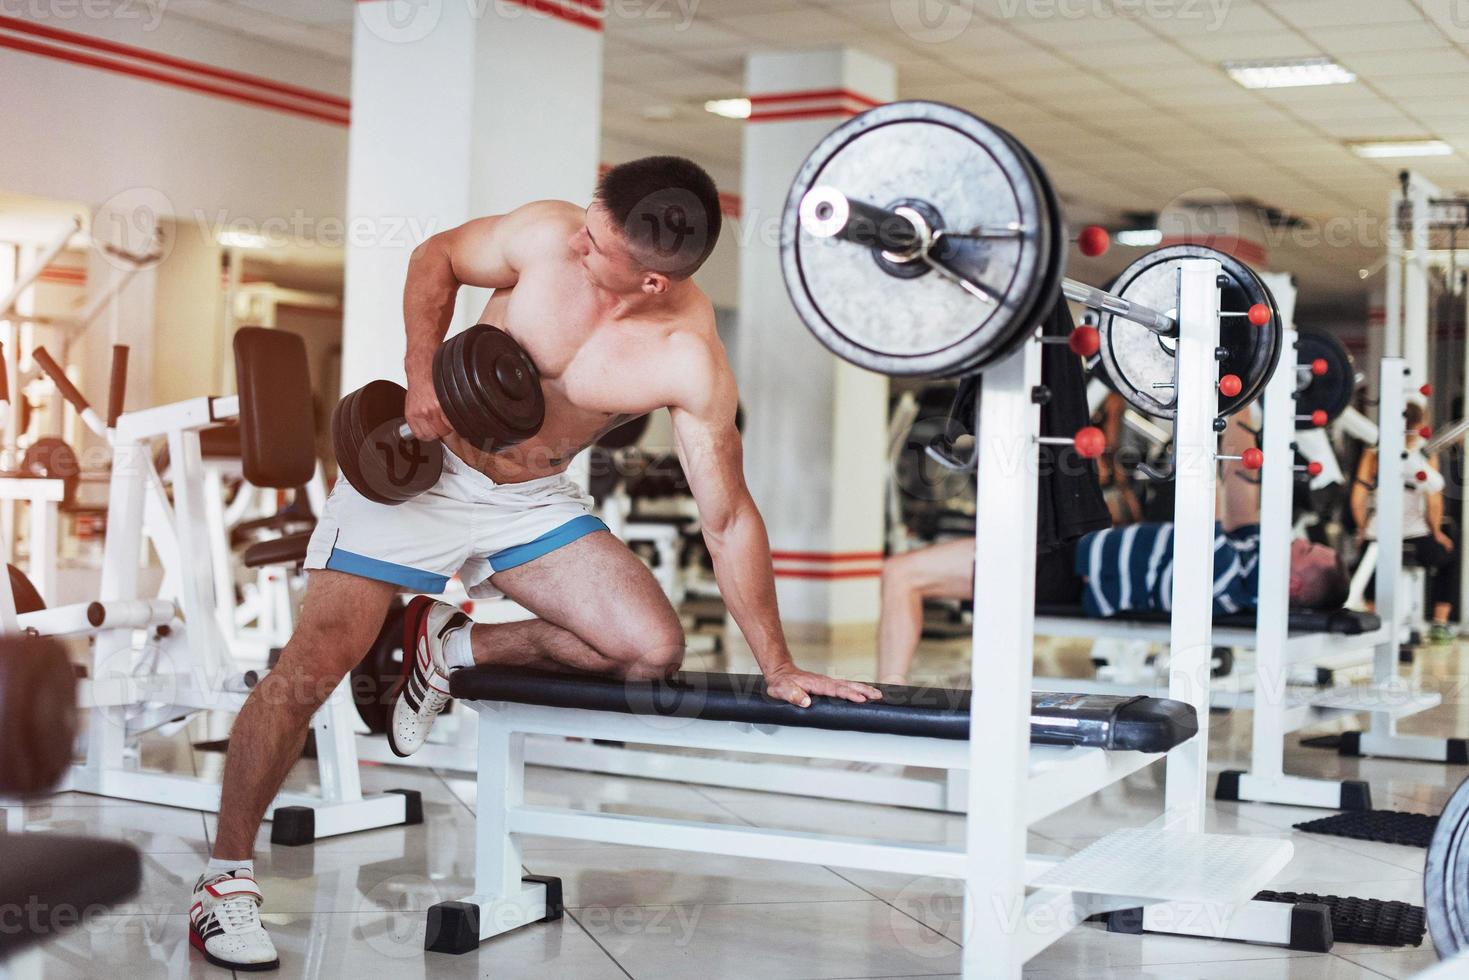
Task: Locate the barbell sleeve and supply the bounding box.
[1060,278,1177,336]
[798,186,923,255]
[33,345,107,437]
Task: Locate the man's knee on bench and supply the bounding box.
[601,613,686,682]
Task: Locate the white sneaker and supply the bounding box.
[389,596,470,758]
[189,871,279,971]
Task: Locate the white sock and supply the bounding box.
[206,857,253,879]
[443,625,475,672]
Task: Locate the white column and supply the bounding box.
[736,50,895,629]
[342,0,603,392]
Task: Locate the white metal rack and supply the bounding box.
[433,259,1296,976]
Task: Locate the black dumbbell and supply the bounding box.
[331,325,544,505]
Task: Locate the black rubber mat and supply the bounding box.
[1255,891,1425,947]
[1295,810,1439,848]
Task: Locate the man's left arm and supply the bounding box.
[668,344,881,707]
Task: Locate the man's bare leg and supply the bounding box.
[877,538,977,684]
[465,530,687,680]
[212,570,397,860]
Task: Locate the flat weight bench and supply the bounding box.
[424,667,1199,955]
[1036,603,1382,636]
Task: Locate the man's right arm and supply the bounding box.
[402,201,574,438]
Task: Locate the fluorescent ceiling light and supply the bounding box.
[1115,229,1163,247]
[1223,57,1355,90]
[218,230,269,249]
[704,98,750,119]
[1349,140,1453,159]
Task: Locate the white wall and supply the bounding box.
[0,12,349,228]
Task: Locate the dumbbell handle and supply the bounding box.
[32,346,106,437]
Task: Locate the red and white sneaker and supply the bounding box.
[189,871,279,971]
[389,596,471,758]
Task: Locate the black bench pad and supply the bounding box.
[242,531,313,569]
[0,833,141,958]
[1035,604,1381,635]
[450,668,1198,752]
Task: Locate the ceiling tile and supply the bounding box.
[1305,22,1450,54]
[1131,1,1287,37]
[1269,0,1423,27]
[1339,47,1469,77]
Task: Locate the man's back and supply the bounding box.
[1077,521,1262,618]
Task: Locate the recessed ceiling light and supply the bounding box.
[1223,57,1355,90]
[1115,229,1163,247]
[1349,140,1453,159]
[704,98,750,120]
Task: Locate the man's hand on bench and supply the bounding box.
[764,663,884,708]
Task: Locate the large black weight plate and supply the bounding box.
[1295,328,1354,429]
[781,101,1053,377]
[21,437,80,507]
[352,601,406,735]
[1096,245,1280,419]
[434,325,544,452]
[433,330,481,446]
[332,381,442,504]
[1427,774,1469,957]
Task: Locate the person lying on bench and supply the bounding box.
[878,414,1350,683]
[190,157,882,972]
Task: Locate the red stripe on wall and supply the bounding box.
[772,567,883,580]
[769,551,885,563]
[0,31,350,126]
[500,0,604,31]
[0,14,348,110]
[747,88,882,109]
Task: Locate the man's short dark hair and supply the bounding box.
[595,156,721,279]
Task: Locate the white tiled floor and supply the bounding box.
[7,630,1467,978]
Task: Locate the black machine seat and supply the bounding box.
[0,833,141,959]
[1035,603,1381,635]
[449,668,1198,752]
[242,531,313,569]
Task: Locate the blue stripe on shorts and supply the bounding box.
[324,548,450,593]
[488,515,608,573]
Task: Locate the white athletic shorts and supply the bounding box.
[304,446,606,598]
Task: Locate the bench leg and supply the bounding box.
[425,710,561,954]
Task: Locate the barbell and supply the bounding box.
[780,100,1283,425]
[331,324,544,505]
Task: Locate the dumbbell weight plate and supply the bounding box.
[432,330,481,450]
[434,324,544,453]
[467,330,544,441]
[332,381,442,504]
